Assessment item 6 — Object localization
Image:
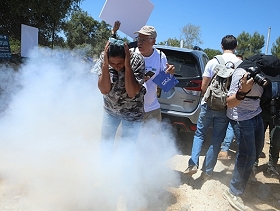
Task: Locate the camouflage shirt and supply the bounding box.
[96,51,146,121]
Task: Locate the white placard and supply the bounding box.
[21,24,38,57]
[99,0,154,39]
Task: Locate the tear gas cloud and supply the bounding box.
[0,47,180,210]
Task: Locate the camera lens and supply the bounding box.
[254,74,268,87]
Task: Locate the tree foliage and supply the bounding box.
[158,38,181,47]
[63,10,115,56]
[1,2,278,61]
[64,10,98,48]
[203,48,222,60]
[181,24,203,49]
[271,36,280,58]
[0,0,82,48]
[236,31,265,59]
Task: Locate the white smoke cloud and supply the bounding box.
[0,47,180,211]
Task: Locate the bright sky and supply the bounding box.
[80,0,280,54]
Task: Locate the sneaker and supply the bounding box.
[218,151,230,160]
[200,172,212,181]
[183,165,198,175]
[223,190,248,211]
[267,166,280,178]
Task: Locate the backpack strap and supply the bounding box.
[214,55,225,65]
[159,49,163,71]
[235,59,243,69]
[215,55,243,69]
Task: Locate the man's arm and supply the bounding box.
[201,76,211,95]
[98,43,112,94]
[226,73,254,108]
[111,21,120,38]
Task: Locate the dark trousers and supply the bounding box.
[263,120,280,167]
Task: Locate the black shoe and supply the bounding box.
[267,166,280,178]
[248,172,257,183]
[252,165,257,175]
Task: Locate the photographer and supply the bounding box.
[223,66,265,211]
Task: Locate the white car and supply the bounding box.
[155,45,209,133]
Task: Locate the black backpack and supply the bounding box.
[238,54,280,113]
[239,54,280,77]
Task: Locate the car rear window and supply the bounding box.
[159,49,200,78]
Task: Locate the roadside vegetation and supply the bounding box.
[1,0,280,59]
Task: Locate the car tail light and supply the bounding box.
[189,125,197,131]
[172,122,197,132]
[184,80,202,91]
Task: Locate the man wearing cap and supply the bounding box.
[133,26,175,122]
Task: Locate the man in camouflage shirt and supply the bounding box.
[95,38,146,147]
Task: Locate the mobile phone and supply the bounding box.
[145,71,155,77]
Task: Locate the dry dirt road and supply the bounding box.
[0,129,279,211]
[166,129,280,211]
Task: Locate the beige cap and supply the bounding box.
[134,26,157,38]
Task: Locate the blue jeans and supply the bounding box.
[229,114,264,196]
[100,111,142,150]
[220,123,235,152]
[188,103,229,175]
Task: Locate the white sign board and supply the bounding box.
[99,0,154,39]
[21,24,38,57]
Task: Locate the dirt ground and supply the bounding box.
[0,129,279,211]
[166,129,280,211]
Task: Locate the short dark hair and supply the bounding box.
[108,43,125,59]
[221,35,237,50]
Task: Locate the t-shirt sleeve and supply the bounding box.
[203,58,218,78]
[130,52,145,84]
[93,52,104,77]
[228,68,246,96]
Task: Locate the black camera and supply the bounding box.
[246,66,269,87]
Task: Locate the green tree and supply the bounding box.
[0,0,82,49]
[92,20,112,56]
[64,10,99,49]
[9,38,21,54]
[158,38,181,47]
[236,31,265,58]
[64,10,112,56]
[181,24,203,49]
[271,36,280,58]
[203,48,222,59]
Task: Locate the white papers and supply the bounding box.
[99,0,154,39]
[21,24,38,57]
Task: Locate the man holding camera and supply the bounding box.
[223,66,265,211]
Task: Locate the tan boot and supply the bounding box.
[218,151,230,160]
